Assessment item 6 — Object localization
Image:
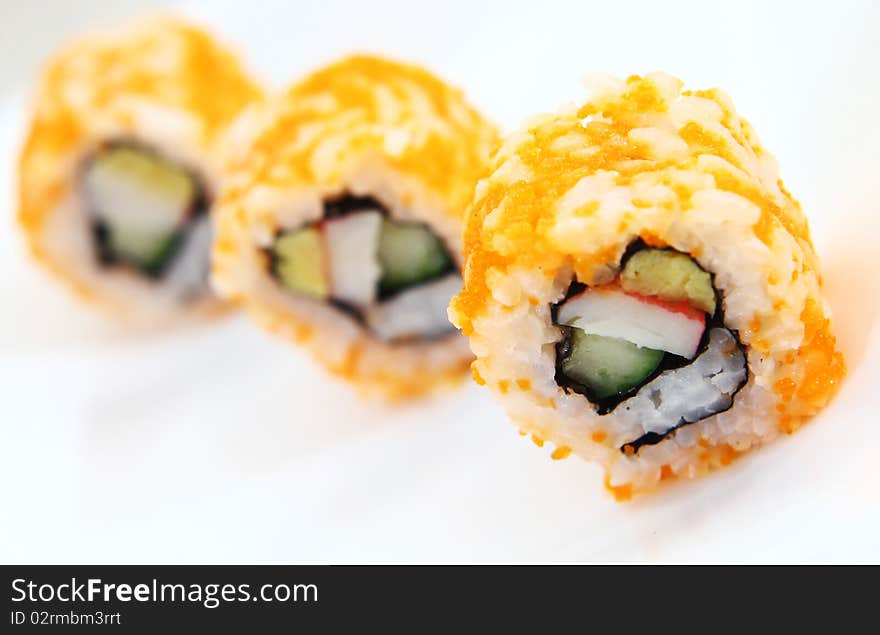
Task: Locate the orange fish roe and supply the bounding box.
[604,476,633,502]
[551,446,572,460]
[451,73,818,332]
[451,76,663,332]
[638,231,668,249]
[773,300,846,432]
[224,55,498,224]
[470,363,486,386]
[717,445,739,467]
[774,377,797,404]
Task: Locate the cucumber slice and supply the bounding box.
[273,228,329,299]
[107,226,180,276]
[560,329,664,399]
[85,145,200,276]
[620,248,716,314]
[377,219,453,294]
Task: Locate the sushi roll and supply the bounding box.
[213,55,499,398]
[18,16,263,323]
[449,73,846,498]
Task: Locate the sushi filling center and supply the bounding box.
[268,195,459,343]
[552,244,748,452]
[83,144,212,295]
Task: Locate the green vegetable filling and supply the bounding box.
[273,228,329,298]
[94,147,196,202]
[270,210,455,305]
[560,329,664,399]
[620,248,716,314]
[106,227,180,276]
[377,219,453,294]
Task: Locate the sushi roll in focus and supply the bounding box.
[18,16,263,323]
[449,73,846,498]
[213,55,499,398]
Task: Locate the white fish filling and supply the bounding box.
[617,327,747,438]
[558,288,705,358]
[323,210,383,307]
[163,214,213,299]
[365,274,460,342]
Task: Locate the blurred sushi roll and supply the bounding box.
[213,55,499,399]
[18,16,263,323]
[449,73,846,498]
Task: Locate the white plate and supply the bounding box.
[2,0,878,563]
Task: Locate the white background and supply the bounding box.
[1,0,878,562]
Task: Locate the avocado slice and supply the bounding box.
[620,248,716,314]
[273,228,329,299]
[377,219,453,295]
[561,328,664,399]
[92,146,196,204]
[107,227,181,277]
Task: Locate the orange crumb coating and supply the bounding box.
[455,78,816,335]
[217,55,498,224]
[213,55,499,399]
[773,300,847,433]
[18,16,263,317]
[450,72,845,497]
[598,441,742,500]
